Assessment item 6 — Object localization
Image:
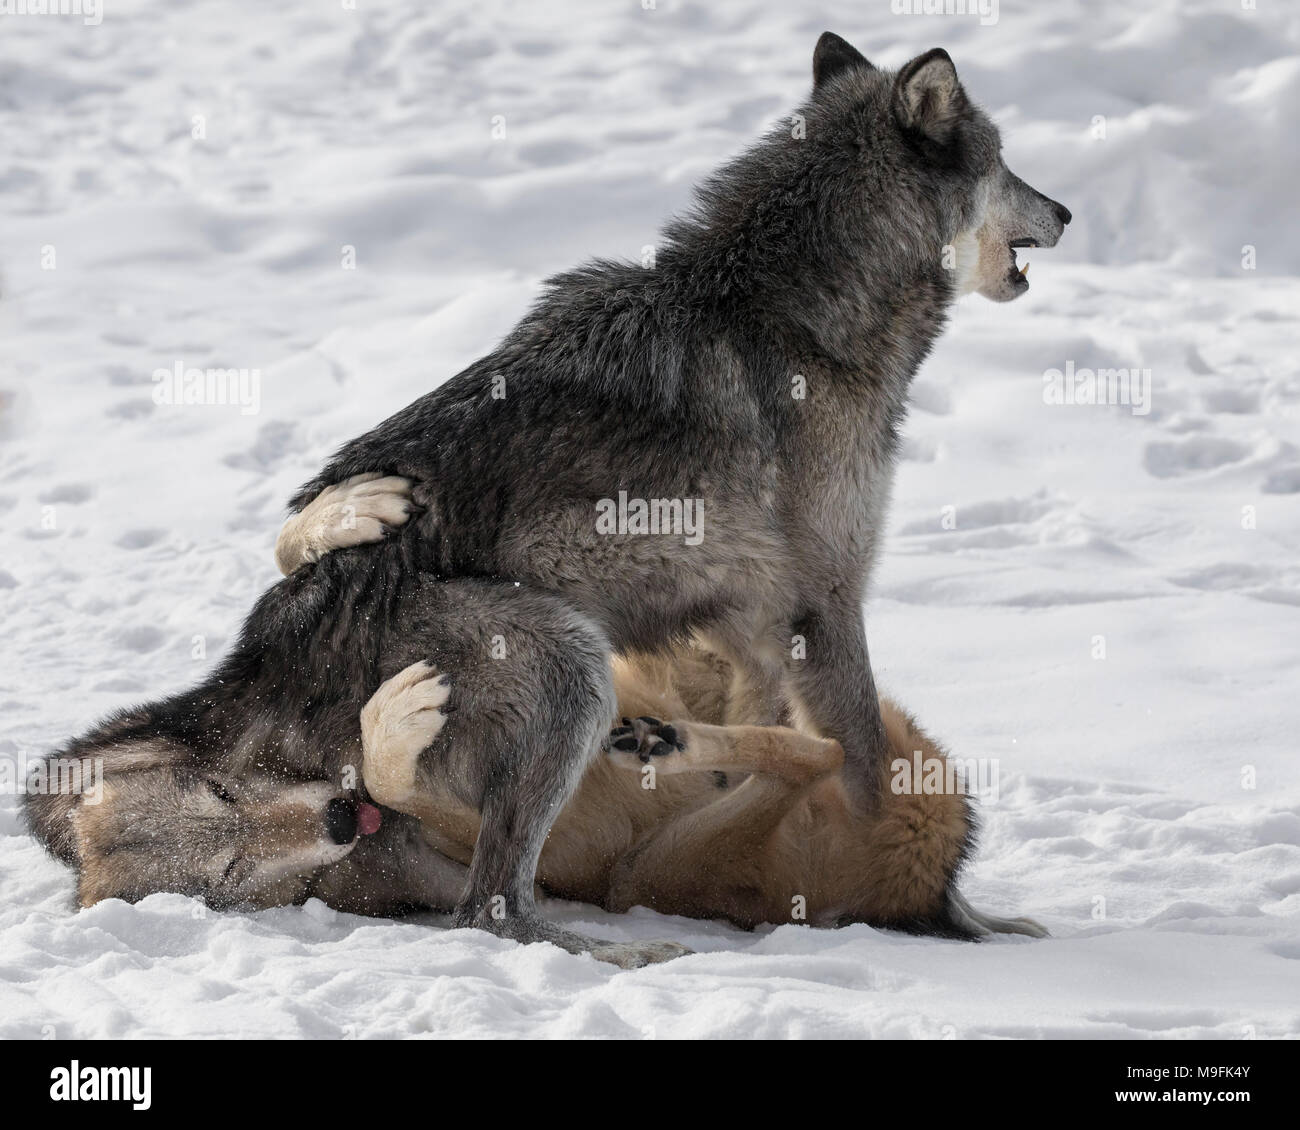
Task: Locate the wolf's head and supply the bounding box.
[69,767,381,910]
[808,33,1070,302]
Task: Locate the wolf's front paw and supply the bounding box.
[603,715,686,766]
[360,661,452,809]
[275,473,414,574]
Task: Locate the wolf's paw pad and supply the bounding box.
[360,661,453,806]
[603,715,686,763]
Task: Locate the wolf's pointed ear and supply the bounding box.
[813,32,872,88]
[893,47,967,143]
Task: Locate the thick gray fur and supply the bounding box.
[27,34,1069,961]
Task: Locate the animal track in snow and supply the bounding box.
[115,528,166,550]
[36,483,93,505]
[1142,436,1252,478]
[1263,466,1300,494]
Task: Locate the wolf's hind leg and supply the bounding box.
[447,616,690,968]
[604,716,843,784]
[369,593,690,969]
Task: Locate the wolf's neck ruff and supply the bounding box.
[653,123,954,389]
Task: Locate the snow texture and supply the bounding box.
[1,0,1298,1038]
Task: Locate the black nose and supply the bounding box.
[1052,200,1072,226]
[325,798,358,844]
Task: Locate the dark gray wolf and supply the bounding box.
[26,34,1068,965]
[57,476,1045,944]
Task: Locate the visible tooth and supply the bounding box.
[1019,261,1030,277]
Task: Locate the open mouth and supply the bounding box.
[1007,238,1038,289]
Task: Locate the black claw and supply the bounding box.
[635,715,662,727]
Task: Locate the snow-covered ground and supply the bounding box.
[2,0,1298,1038]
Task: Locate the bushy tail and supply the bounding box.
[944,889,1049,939]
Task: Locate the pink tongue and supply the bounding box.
[357,802,383,835]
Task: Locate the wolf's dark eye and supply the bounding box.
[207,779,237,805]
[222,857,242,881]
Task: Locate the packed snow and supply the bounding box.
[1,0,1298,1038]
